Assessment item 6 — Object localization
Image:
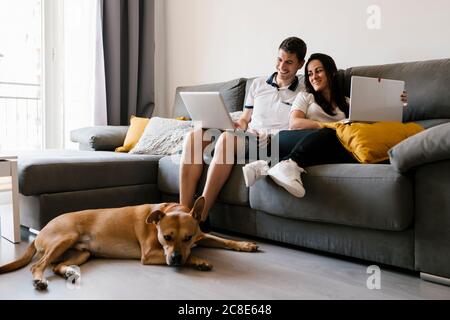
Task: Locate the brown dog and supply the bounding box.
[0,197,258,290]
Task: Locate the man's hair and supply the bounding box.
[279,37,307,62]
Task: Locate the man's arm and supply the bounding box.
[234,108,252,130]
[289,110,321,130]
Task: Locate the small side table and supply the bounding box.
[0,155,20,243]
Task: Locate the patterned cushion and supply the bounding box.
[130,117,192,155]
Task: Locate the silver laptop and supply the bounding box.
[180,92,235,130]
[345,76,405,123]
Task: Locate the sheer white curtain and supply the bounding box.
[93,0,107,126]
[63,0,106,149]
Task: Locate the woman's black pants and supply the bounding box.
[276,128,356,167]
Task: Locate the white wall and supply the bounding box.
[158,0,450,117]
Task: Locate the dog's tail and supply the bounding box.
[0,240,37,274]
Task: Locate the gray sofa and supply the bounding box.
[16,58,450,285]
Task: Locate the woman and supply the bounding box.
[242,53,407,197]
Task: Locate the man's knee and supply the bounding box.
[182,129,206,164]
[213,131,237,163]
[215,131,234,148]
[187,128,204,142]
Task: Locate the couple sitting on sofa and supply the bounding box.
[179,36,407,228]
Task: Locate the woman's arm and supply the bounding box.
[234,108,252,130]
[289,110,321,130]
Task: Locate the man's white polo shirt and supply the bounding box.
[245,72,305,133]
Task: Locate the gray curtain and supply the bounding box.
[102,0,155,125]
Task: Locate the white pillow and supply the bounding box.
[230,111,243,122]
[129,112,243,155]
[130,117,192,155]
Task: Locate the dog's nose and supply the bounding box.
[170,251,182,265]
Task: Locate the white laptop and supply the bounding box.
[180,92,235,130]
[345,76,405,123]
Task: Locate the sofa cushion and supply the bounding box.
[70,126,129,151]
[344,59,450,122]
[389,122,450,172]
[158,155,249,206]
[18,150,162,196]
[172,78,247,119]
[250,164,413,231]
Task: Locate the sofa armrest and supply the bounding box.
[415,160,450,279]
[70,126,129,151]
[388,122,450,172]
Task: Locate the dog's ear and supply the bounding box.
[190,196,205,222]
[146,210,165,224]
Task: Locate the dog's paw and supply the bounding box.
[193,261,213,271]
[33,279,49,291]
[237,241,259,252]
[65,265,81,282]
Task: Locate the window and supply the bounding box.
[0,0,43,151]
[0,0,103,151]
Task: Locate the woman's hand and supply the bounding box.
[401,90,408,107]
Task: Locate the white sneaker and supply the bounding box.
[267,159,306,198]
[242,160,270,187]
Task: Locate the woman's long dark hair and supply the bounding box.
[304,53,349,117]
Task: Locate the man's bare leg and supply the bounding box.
[201,131,243,221]
[180,129,211,209]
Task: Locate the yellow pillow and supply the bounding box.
[115,116,150,152]
[321,122,424,164]
[175,116,190,121]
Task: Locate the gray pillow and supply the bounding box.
[388,123,450,172]
[172,78,247,118]
[70,126,129,151]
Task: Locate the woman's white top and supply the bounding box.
[290,92,347,122]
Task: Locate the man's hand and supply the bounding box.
[235,108,252,131]
[234,120,247,131]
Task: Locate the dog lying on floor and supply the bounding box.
[0,196,258,290]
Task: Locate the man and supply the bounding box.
[179,37,307,230]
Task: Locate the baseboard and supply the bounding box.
[420,272,450,286]
[28,228,40,235]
